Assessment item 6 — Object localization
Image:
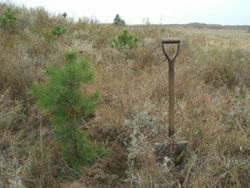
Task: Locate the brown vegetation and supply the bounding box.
[0,3,249,187]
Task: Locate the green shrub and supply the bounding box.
[51,25,66,39]
[111,29,139,49]
[29,51,107,173]
[113,14,125,26]
[0,8,17,33]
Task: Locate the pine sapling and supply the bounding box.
[30,51,107,173]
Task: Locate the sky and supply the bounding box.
[2,0,250,25]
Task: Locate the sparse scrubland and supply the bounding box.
[0,3,249,188]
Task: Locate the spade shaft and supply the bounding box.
[168,61,175,138]
[161,38,180,138]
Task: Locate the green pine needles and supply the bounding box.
[0,8,17,33]
[113,14,125,26]
[111,29,139,50]
[30,51,106,173]
[51,25,66,38]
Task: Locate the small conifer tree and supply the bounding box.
[51,25,66,39]
[30,51,106,172]
[113,14,125,26]
[0,8,17,33]
[62,12,67,18]
[111,29,139,49]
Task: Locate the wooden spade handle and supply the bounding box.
[162,38,181,44]
[161,38,181,138]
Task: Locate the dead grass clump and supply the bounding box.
[28,7,51,31]
[22,141,63,187]
[91,24,119,49]
[200,46,250,89]
[0,90,29,187]
[0,49,32,99]
[0,89,25,132]
[87,103,128,170]
[127,39,160,72]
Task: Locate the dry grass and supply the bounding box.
[0,2,249,187]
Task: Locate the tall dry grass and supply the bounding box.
[0,2,249,187]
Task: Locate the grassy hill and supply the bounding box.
[0,3,249,187]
